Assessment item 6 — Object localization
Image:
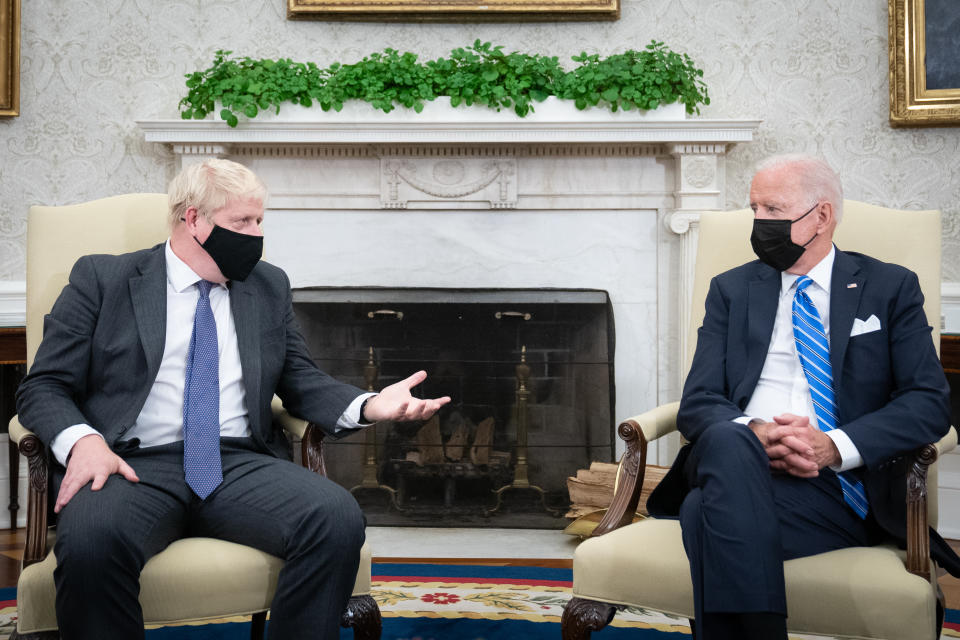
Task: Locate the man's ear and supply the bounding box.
[183,206,200,230]
[817,201,835,231]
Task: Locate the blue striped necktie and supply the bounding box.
[792,275,868,519]
[183,280,223,499]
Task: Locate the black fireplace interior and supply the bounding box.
[292,288,615,528]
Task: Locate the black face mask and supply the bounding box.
[750,203,818,272]
[196,224,263,282]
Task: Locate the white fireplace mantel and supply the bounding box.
[138,110,760,464]
[138,117,760,146]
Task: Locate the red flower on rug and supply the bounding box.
[420,592,461,605]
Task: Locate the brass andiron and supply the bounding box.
[486,346,559,516]
[350,347,402,510]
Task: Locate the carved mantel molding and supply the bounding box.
[138,117,760,148]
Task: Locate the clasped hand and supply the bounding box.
[749,413,841,477]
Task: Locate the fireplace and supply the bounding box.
[293,288,614,528]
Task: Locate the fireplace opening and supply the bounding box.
[292,288,615,529]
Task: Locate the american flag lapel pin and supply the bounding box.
[847,283,857,288]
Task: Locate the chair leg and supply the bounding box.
[340,594,382,640]
[561,597,618,640]
[250,611,267,640]
[9,631,60,639]
[936,583,945,640]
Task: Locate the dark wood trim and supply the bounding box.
[591,419,647,537]
[0,327,25,365]
[340,594,382,640]
[942,334,960,374]
[907,442,938,579]
[373,557,573,568]
[301,424,327,475]
[19,432,47,567]
[250,611,267,639]
[561,597,617,640]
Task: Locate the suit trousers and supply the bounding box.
[52,438,365,640]
[678,422,883,637]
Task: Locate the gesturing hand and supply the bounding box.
[362,370,451,423]
[55,434,139,513]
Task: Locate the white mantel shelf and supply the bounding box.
[137,118,761,146]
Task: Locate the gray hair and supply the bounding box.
[167,158,267,228]
[755,154,844,221]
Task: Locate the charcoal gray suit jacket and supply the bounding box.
[16,242,364,462]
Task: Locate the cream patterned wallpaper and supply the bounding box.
[1,0,958,282]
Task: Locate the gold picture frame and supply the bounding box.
[288,0,618,22]
[0,0,18,117]
[889,0,960,127]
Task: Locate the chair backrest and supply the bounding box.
[687,199,943,524]
[25,194,170,367]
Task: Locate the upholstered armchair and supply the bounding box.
[561,201,958,640]
[8,194,381,639]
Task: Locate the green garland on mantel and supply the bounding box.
[180,40,710,128]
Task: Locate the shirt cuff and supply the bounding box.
[825,429,864,472]
[50,424,104,466]
[335,392,378,431]
[733,416,759,426]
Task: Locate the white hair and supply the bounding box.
[167,158,267,228]
[755,154,844,221]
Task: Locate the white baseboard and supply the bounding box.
[0,433,29,529]
[0,281,26,326]
[937,451,960,540]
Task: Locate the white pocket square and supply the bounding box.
[850,314,881,337]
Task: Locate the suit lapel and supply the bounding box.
[745,265,780,395]
[230,279,262,433]
[829,248,863,398]
[129,246,167,382]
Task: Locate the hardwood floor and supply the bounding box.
[0,529,956,610]
[0,529,21,590]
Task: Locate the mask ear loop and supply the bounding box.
[793,202,820,248]
[180,215,207,248]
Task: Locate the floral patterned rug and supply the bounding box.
[0,567,957,639]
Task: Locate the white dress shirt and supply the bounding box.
[50,240,371,466]
[737,246,863,471]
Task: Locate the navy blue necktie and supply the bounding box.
[792,275,868,518]
[183,280,223,499]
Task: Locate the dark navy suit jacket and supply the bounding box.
[16,242,365,462]
[648,247,959,575]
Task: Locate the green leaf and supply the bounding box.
[601,87,619,102]
[481,70,499,82]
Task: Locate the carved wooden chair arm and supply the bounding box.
[271,396,328,477]
[906,425,958,580]
[592,402,680,537]
[8,415,50,568]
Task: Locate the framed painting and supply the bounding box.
[889,0,960,127]
[0,0,19,117]
[288,0,618,22]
